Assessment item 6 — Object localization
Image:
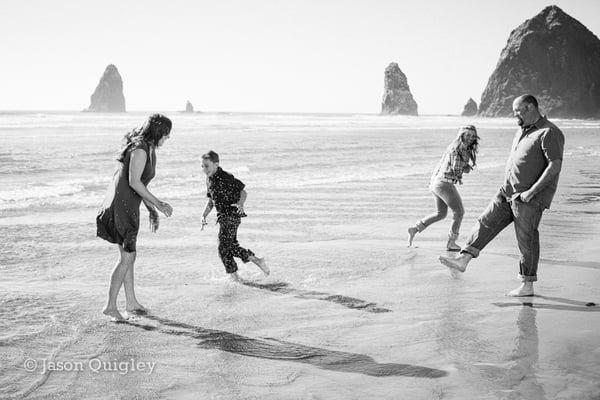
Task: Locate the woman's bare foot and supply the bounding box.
[250,256,269,276]
[102,306,126,321]
[407,227,418,247]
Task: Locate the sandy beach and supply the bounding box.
[1,113,599,399]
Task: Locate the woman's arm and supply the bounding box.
[142,198,156,212]
[143,198,160,232]
[129,149,173,217]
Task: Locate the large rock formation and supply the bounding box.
[479,5,600,118]
[381,62,418,115]
[86,64,126,112]
[185,100,194,113]
[461,98,478,116]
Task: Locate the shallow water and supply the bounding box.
[1,112,599,399]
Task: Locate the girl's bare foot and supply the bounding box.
[102,306,126,321]
[407,227,418,247]
[229,271,242,282]
[250,256,269,276]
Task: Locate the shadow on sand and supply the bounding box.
[124,314,446,378]
[493,295,598,312]
[239,280,391,313]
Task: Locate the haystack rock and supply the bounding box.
[461,98,478,116]
[381,62,418,115]
[185,101,194,113]
[479,5,600,118]
[86,64,126,112]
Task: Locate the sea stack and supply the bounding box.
[381,62,418,115]
[461,98,478,116]
[185,101,194,113]
[86,64,126,112]
[479,5,600,118]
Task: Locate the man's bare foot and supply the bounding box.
[439,253,471,273]
[102,306,126,321]
[507,282,534,297]
[250,256,270,276]
[125,303,148,315]
[407,227,418,247]
[229,271,241,282]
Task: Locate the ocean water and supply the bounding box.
[1,112,599,399]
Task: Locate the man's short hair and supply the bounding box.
[520,94,539,109]
[202,150,219,163]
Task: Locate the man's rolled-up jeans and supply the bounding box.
[461,189,545,282]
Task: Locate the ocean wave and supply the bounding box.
[0,177,109,210]
[262,168,427,188]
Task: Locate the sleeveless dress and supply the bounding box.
[96,141,156,252]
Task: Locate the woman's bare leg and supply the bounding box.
[102,245,131,320]
[122,250,146,313]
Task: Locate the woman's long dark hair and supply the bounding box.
[449,125,480,166]
[117,114,172,162]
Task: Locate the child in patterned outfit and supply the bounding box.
[201,150,269,281]
[408,125,480,250]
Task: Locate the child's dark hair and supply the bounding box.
[118,114,172,162]
[202,150,219,163]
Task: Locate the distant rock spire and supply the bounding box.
[185,100,194,113]
[381,62,418,115]
[479,5,600,118]
[86,64,126,112]
[461,98,478,116]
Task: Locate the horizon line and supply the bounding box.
[0,109,485,117]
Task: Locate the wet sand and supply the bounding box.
[3,234,599,400]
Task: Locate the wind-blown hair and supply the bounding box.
[448,125,480,167]
[117,114,172,162]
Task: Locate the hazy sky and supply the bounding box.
[1,0,599,114]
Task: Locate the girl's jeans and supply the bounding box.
[419,180,464,235]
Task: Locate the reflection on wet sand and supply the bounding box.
[240,280,391,313]
[501,305,547,400]
[126,314,446,378]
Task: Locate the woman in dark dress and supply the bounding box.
[96,114,173,321]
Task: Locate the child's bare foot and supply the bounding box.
[250,256,269,276]
[407,227,418,247]
[229,271,242,282]
[102,306,126,321]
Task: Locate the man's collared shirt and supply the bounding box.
[502,116,564,208]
